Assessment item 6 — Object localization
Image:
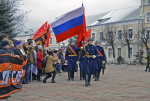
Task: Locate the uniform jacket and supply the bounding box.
[44,55,58,73]
[37,51,44,67]
[81,44,98,75]
[96,46,106,61]
[65,46,80,61]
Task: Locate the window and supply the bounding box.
[148,0,150,4]
[128,47,132,58]
[145,30,150,40]
[92,33,95,41]
[128,29,133,39]
[108,48,112,58]
[117,48,121,57]
[107,31,113,40]
[146,12,150,23]
[100,32,103,40]
[50,38,52,44]
[117,30,122,40]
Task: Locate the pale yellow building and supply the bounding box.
[87,0,150,64]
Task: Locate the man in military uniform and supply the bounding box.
[95,40,106,81]
[79,41,87,80]
[65,39,80,81]
[81,38,98,86]
[145,51,150,72]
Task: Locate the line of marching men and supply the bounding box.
[65,37,106,87]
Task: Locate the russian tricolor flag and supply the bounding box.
[51,6,85,43]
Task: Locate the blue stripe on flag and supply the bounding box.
[52,15,84,36]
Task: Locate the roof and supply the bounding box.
[85,12,108,26]
[90,6,140,26]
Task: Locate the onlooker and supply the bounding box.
[43,51,58,83]
[37,45,44,81]
[28,41,35,82]
[13,41,25,58]
[58,48,64,72]
[8,40,15,55]
[0,40,10,54]
[0,34,8,49]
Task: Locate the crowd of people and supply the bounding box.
[0,33,107,99]
[0,34,66,86]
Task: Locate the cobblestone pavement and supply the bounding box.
[2,64,150,101]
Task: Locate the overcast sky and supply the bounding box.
[21,0,141,31]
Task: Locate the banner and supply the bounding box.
[0,54,27,98]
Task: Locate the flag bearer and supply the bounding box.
[79,41,87,80]
[95,40,106,81]
[65,39,80,81]
[81,38,98,86]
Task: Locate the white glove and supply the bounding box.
[81,47,83,49]
[65,60,68,63]
[76,61,80,65]
[93,55,96,58]
[103,61,105,64]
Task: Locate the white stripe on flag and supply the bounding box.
[51,6,83,28]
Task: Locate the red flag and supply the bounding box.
[85,29,91,42]
[45,24,51,48]
[32,22,48,40]
[77,33,84,47]
[77,4,86,47]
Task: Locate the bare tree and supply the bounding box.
[103,24,117,63]
[122,25,135,64]
[139,28,150,52]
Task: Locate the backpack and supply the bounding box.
[42,56,49,68]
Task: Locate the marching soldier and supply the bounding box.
[79,41,87,80]
[95,40,106,81]
[81,38,98,86]
[65,39,80,81]
[145,51,150,72]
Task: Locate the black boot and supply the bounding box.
[80,71,83,80]
[68,72,71,81]
[95,71,98,81]
[71,72,74,81]
[51,71,56,83]
[43,73,52,83]
[85,75,88,87]
[88,75,91,86]
[83,72,85,80]
[97,71,100,81]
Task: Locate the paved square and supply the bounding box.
[2,64,150,101]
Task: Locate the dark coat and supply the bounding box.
[95,46,106,72]
[0,48,11,54]
[81,44,98,75]
[0,40,3,49]
[13,48,24,58]
[65,46,80,72]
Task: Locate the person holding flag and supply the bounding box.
[65,39,81,81]
[79,41,87,80]
[81,37,98,86]
[95,40,106,81]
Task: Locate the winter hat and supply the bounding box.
[2,40,10,47]
[16,41,22,47]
